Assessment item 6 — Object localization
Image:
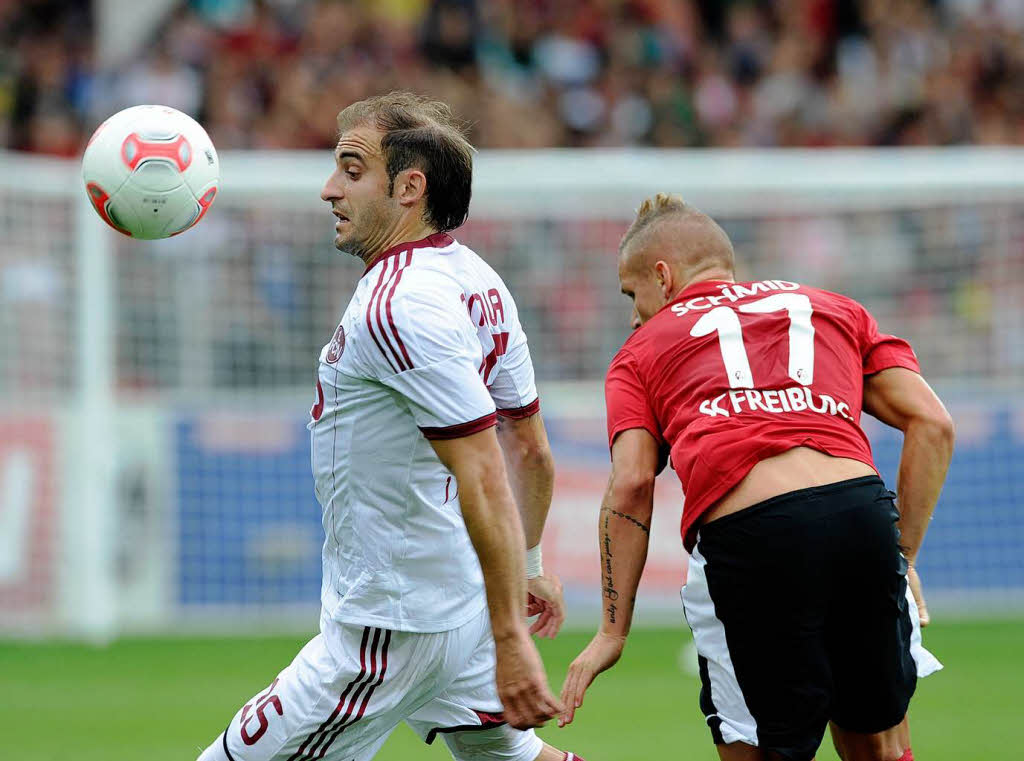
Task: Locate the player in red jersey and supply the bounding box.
[560,194,954,761]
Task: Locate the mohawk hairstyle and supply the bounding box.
[619,192,692,253]
[336,92,475,232]
[619,192,736,276]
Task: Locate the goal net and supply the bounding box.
[1,148,1021,637]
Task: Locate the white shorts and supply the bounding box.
[197,607,542,761]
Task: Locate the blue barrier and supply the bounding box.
[174,402,1024,607]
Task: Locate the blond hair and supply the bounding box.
[619,193,736,276]
[619,193,691,253]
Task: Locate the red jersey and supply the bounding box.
[605,278,920,551]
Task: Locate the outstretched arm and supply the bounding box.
[559,428,660,726]
[430,428,563,729]
[497,412,564,638]
[863,367,954,624]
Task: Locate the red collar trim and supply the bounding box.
[669,278,735,306]
[363,232,455,275]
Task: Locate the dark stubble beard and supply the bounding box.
[335,196,395,265]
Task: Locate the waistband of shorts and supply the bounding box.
[700,475,886,533]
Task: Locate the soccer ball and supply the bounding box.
[81,105,220,239]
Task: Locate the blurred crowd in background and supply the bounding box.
[1,0,1022,395]
[2,0,1023,155]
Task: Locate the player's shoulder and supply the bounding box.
[357,236,482,375]
[609,331,649,378]
[794,282,870,322]
[418,236,511,294]
[368,233,466,307]
[793,281,854,303]
[403,236,519,315]
[721,279,866,319]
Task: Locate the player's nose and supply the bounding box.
[320,170,343,203]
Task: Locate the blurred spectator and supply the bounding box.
[114,39,204,116]
[2,0,93,155]
[1,0,1022,153]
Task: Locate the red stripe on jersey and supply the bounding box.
[420,412,498,440]
[385,250,415,370]
[374,255,409,373]
[288,627,373,761]
[362,231,453,275]
[365,265,398,374]
[497,397,540,419]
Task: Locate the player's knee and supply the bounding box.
[843,735,906,761]
[440,724,542,761]
[870,735,907,761]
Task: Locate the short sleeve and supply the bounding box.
[859,305,921,376]
[605,349,663,450]
[373,282,497,440]
[488,325,540,419]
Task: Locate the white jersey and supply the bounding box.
[308,233,539,633]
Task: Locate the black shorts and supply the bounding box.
[681,476,938,761]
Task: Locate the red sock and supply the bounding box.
[563,754,586,761]
[898,750,914,761]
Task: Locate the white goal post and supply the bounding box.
[0,147,1021,638]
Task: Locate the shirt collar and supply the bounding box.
[669,278,735,306]
[363,232,455,275]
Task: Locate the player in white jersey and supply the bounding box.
[197,93,585,761]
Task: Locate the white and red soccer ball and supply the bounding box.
[82,105,220,239]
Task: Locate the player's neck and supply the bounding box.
[673,269,735,300]
[362,217,438,270]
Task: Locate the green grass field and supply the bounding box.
[2,619,1021,760]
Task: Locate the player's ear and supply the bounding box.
[393,168,427,208]
[654,260,674,300]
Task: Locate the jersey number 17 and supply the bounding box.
[690,293,815,389]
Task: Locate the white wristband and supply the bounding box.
[525,544,543,579]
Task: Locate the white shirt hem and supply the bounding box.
[324,595,488,634]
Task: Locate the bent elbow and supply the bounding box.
[611,472,656,508]
[913,408,955,454]
[935,410,955,450]
[509,439,555,477]
[530,446,556,480]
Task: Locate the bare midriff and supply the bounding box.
[700,446,878,527]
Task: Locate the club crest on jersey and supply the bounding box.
[326,323,346,364]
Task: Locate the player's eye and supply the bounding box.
[346,169,360,180]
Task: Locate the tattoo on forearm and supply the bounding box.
[602,507,650,535]
[601,509,618,623]
[600,507,650,625]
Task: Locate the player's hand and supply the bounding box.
[558,631,625,727]
[494,628,564,729]
[526,573,565,639]
[907,564,930,627]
